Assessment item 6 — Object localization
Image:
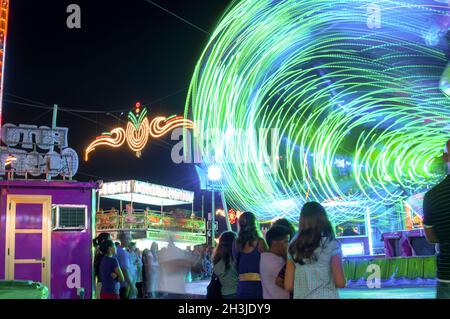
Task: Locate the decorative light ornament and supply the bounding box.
[85,102,194,160]
[228,208,237,225]
[185,0,450,224]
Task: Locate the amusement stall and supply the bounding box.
[96,180,206,250]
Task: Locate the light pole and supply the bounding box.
[221,190,231,232]
[211,188,215,247]
[208,165,221,247]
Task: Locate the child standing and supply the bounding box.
[260,225,291,299]
[284,202,346,299]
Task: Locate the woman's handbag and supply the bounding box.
[206,273,223,299]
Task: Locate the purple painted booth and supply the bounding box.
[0,180,97,299]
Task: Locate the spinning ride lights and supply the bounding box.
[185,0,450,224]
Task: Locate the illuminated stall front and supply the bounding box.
[96,180,206,250]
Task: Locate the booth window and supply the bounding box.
[52,205,87,230]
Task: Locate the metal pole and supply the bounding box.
[201,194,204,220]
[211,189,215,247]
[47,104,58,181]
[130,192,133,213]
[221,191,231,231]
[52,104,58,131]
[91,189,97,299]
[97,191,100,212]
[365,206,374,256]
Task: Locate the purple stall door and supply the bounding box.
[5,195,51,292]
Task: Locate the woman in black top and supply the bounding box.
[93,233,112,297]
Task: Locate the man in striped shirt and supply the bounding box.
[423,140,450,299]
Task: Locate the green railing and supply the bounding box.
[96,210,206,235]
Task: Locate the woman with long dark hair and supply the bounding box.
[212,231,239,298]
[284,202,346,299]
[234,212,268,299]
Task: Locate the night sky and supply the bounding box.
[3,0,231,211]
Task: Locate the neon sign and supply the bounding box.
[0,123,79,178]
[85,102,194,160]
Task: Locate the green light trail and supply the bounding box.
[185,0,450,224]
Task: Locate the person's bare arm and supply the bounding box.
[331,254,346,288]
[122,268,132,286]
[423,193,438,244]
[424,227,439,244]
[284,259,295,292]
[115,266,125,283]
[258,239,269,253]
[275,276,285,289]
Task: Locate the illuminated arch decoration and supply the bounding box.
[185,0,450,224]
[85,102,194,160]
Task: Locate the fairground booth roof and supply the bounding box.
[99,180,194,207]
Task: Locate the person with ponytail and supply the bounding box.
[212,231,239,299]
[99,239,124,299]
[233,212,268,299]
[284,202,346,299]
[93,232,112,298]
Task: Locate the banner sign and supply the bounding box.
[99,180,194,204]
[0,123,79,177]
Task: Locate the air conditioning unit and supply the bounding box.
[52,205,88,231]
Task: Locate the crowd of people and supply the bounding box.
[208,202,345,299]
[93,200,348,299]
[93,232,214,299]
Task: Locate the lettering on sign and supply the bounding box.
[0,124,79,177]
[99,180,195,203]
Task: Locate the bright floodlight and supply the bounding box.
[208,165,222,181]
